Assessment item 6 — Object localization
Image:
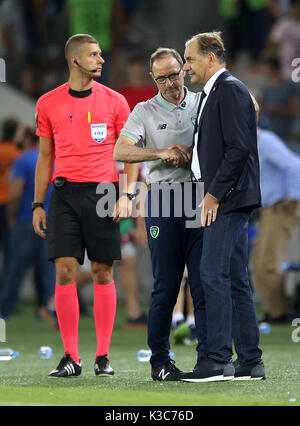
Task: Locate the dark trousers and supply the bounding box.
[145,184,206,368]
[0,204,9,292]
[200,211,262,364]
[0,222,55,318]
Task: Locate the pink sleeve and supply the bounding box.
[115,95,131,137]
[36,98,53,138]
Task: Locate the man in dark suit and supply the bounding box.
[180,32,265,382]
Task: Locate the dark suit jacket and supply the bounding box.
[195,70,261,214]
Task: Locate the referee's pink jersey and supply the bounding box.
[36,81,130,183]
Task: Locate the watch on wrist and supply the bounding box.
[120,192,136,201]
[31,202,44,212]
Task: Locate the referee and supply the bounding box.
[114,48,205,381]
[33,34,138,378]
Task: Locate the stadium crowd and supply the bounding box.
[0,0,300,330]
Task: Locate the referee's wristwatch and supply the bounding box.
[120,192,136,201]
[31,202,44,212]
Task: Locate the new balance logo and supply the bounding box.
[158,369,170,380]
[157,123,167,130]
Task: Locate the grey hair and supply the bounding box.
[150,47,183,71]
[185,31,226,63]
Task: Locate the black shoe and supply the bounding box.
[48,353,82,378]
[94,355,114,376]
[259,313,290,324]
[233,359,266,381]
[124,313,147,330]
[152,359,184,381]
[180,357,235,382]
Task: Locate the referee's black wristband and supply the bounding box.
[32,202,44,212]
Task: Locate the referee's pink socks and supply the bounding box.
[55,282,80,364]
[94,281,117,359]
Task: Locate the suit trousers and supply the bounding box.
[200,211,262,364]
[251,200,300,318]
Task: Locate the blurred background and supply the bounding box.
[0,0,299,331]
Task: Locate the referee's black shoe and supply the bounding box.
[48,353,82,378]
[94,355,115,377]
[233,359,266,381]
[152,359,184,381]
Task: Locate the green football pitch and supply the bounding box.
[1,303,300,406]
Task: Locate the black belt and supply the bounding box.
[53,178,112,188]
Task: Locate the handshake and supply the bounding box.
[159,144,192,167]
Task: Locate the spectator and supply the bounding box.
[258,56,299,141]
[0,127,55,324]
[267,0,300,80]
[0,118,20,290]
[172,267,197,346]
[116,161,148,328]
[219,0,268,71]
[112,0,146,50]
[17,1,69,99]
[251,125,300,323]
[117,55,157,111]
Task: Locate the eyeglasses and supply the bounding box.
[154,69,182,84]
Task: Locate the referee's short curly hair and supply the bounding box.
[185,31,226,63]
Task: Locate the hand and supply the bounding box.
[281,198,300,215]
[113,195,132,223]
[168,144,192,163]
[32,207,47,239]
[159,147,189,167]
[200,193,219,227]
[169,146,190,167]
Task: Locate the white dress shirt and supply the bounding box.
[191,67,227,179]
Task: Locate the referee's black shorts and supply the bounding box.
[47,181,121,265]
